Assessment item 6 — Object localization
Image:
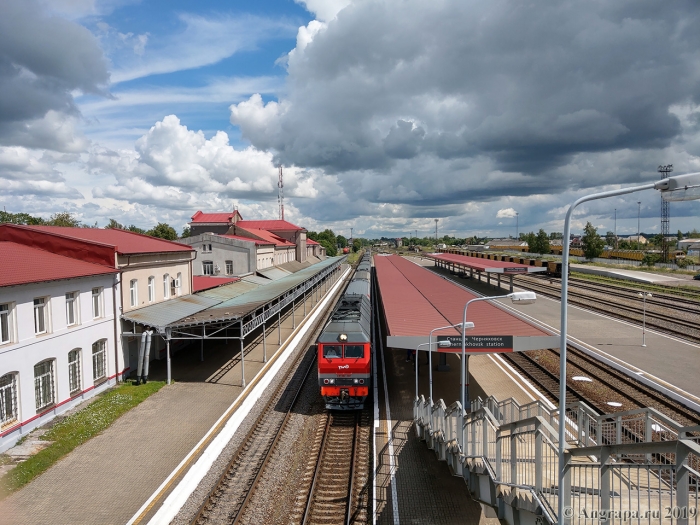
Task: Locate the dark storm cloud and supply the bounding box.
[0,0,109,148]
[232,0,700,205]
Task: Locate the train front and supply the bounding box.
[317,293,371,410]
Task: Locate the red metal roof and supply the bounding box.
[192,276,240,292]
[375,255,548,351]
[24,226,193,255]
[0,241,118,287]
[306,239,319,245]
[237,227,295,247]
[428,253,545,273]
[220,234,273,246]
[237,220,304,231]
[190,211,235,223]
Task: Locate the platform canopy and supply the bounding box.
[374,255,557,352]
[427,252,547,274]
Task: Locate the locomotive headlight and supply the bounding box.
[353,379,359,384]
[359,379,364,384]
[339,333,348,341]
[329,379,335,384]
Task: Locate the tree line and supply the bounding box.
[0,211,188,241]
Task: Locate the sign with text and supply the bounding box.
[437,335,514,353]
[503,267,528,273]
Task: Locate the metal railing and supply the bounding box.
[414,394,700,524]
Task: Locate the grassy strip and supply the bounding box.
[0,381,164,498]
[570,271,700,299]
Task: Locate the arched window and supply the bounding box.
[148,276,155,302]
[163,274,170,299]
[34,360,55,410]
[92,340,107,382]
[68,349,81,394]
[0,372,18,425]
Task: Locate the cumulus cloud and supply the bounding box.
[496,208,517,219]
[230,0,700,216]
[89,115,318,210]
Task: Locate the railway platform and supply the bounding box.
[570,263,692,286]
[0,267,346,525]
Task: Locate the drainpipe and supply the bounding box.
[112,273,120,383]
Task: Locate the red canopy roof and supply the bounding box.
[23,226,193,255]
[190,211,236,223]
[428,252,546,273]
[375,255,551,352]
[0,241,118,287]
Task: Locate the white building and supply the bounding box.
[0,241,119,452]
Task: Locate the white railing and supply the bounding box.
[414,394,700,525]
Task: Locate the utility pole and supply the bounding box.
[658,164,673,262]
[434,219,439,242]
[350,227,353,248]
[614,208,617,249]
[515,212,519,240]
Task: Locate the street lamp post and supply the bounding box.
[459,291,536,447]
[638,292,652,347]
[516,212,519,240]
[415,340,451,401]
[557,172,700,524]
[428,324,468,402]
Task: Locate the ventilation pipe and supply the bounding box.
[134,330,153,385]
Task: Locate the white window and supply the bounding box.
[163,274,170,299]
[34,360,55,410]
[130,280,138,307]
[225,261,233,275]
[34,297,48,335]
[202,261,214,275]
[202,243,212,253]
[0,303,12,344]
[148,276,155,302]
[68,349,81,394]
[65,292,78,326]
[92,287,103,318]
[92,340,107,382]
[175,272,182,295]
[0,373,18,426]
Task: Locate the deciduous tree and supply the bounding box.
[581,222,605,259]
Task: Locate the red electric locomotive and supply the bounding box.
[317,255,372,410]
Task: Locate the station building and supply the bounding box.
[0,241,119,452]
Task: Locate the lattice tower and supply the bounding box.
[278,166,284,221]
[658,164,673,262]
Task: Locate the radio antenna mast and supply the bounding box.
[278,166,285,221]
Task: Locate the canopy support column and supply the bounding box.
[165,329,172,385]
[240,322,245,388]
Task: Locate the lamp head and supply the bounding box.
[509,291,537,305]
[655,172,700,202]
[459,321,475,330]
[438,340,451,348]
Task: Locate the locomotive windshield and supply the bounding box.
[323,345,342,359]
[344,345,364,358]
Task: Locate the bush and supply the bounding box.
[641,253,660,267]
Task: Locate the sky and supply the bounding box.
[2,0,700,239]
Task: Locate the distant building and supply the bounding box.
[677,238,700,250]
[625,235,648,245]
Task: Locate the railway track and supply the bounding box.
[502,346,700,428]
[512,276,700,342]
[191,261,372,525]
[294,409,371,525]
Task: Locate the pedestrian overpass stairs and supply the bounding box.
[414,395,700,525]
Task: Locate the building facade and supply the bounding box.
[0,242,119,452]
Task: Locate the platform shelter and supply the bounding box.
[426,252,546,291]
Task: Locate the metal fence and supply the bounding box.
[414,394,700,524]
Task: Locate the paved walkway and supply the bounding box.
[0,276,338,525]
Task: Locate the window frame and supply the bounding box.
[225,260,233,275]
[322,345,342,359]
[65,291,79,327]
[0,302,13,344]
[202,261,214,276]
[34,360,55,411]
[163,274,170,299]
[148,276,155,302]
[344,345,365,359]
[129,279,138,307]
[0,372,18,426]
[175,272,182,295]
[33,297,49,335]
[92,287,103,319]
[68,349,81,394]
[92,339,107,383]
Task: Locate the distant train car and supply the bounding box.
[317,253,372,410]
[343,247,350,254]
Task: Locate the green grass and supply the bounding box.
[0,381,164,498]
